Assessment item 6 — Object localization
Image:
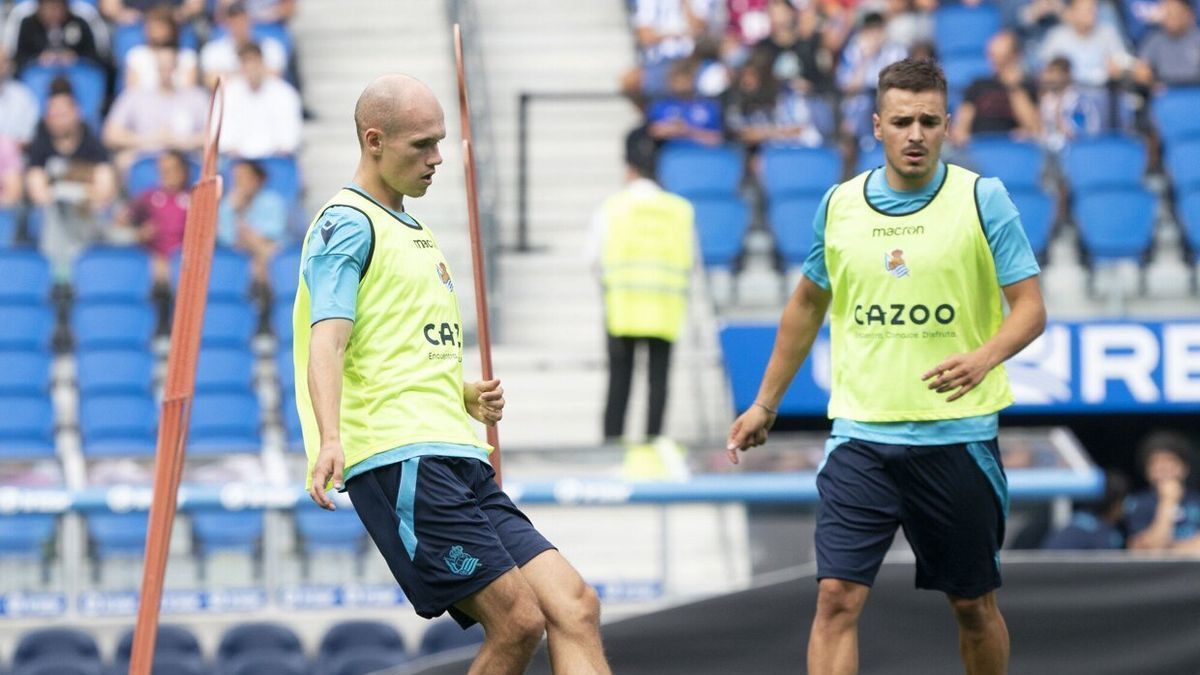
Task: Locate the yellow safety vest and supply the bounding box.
[601,185,694,342]
[824,164,1013,421]
[293,189,488,489]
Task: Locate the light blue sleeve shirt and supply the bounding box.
[798,162,1042,445]
[217,188,290,246]
[302,205,372,324]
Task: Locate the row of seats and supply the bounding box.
[124,153,302,203]
[7,619,481,675]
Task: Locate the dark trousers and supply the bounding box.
[603,335,672,440]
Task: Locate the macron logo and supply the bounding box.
[320,220,337,244]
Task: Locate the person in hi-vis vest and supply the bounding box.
[590,129,694,456]
[727,59,1046,675]
[295,75,610,675]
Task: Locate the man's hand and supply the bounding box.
[309,441,345,510]
[726,404,777,465]
[465,379,504,426]
[1156,478,1184,507]
[922,348,998,402]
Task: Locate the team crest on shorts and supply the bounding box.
[884,249,911,278]
[436,262,454,291]
[445,545,479,576]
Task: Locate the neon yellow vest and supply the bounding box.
[601,186,694,342]
[293,189,488,489]
[824,165,1013,421]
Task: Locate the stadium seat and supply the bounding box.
[14,628,101,669]
[276,346,295,393]
[110,654,206,675]
[418,618,484,656]
[208,22,294,59]
[191,511,264,555]
[112,22,146,71]
[0,350,51,395]
[0,249,51,305]
[1166,138,1200,194]
[281,390,302,451]
[1008,189,1055,261]
[115,624,203,662]
[259,155,302,203]
[0,514,57,559]
[272,302,294,344]
[172,247,252,302]
[760,146,842,199]
[967,138,1045,191]
[329,649,410,675]
[269,246,302,302]
[767,194,823,267]
[74,247,153,304]
[187,390,261,454]
[934,4,1001,58]
[686,195,750,269]
[1175,191,1200,261]
[0,395,55,459]
[13,657,104,675]
[18,60,107,128]
[319,620,406,660]
[942,55,991,100]
[854,145,884,175]
[125,153,201,196]
[0,305,54,351]
[75,349,153,397]
[657,144,742,197]
[79,393,157,457]
[218,623,303,663]
[195,347,256,393]
[224,652,308,675]
[87,512,148,558]
[72,303,156,351]
[0,208,16,246]
[1061,135,1146,192]
[294,507,365,553]
[1074,188,1157,262]
[1152,87,1200,146]
[200,301,257,348]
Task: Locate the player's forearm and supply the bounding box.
[756,277,831,409]
[980,277,1046,369]
[308,325,349,444]
[1129,506,1178,550]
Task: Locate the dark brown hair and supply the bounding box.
[876,58,947,111]
[1137,430,1195,474]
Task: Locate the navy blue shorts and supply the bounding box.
[815,438,1007,599]
[346,456,555,627]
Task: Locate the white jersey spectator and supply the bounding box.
[218,42,301,159]
[200,1,286,88]
[0,50,38,144]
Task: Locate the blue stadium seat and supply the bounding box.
[0,305,54,351]
[1008,189,1055,260]
[281,390,303,451]
[276,346,295,392]
[87,512,148,558]
[200,301,257,348]
[187,390,261,454]
[1074,188,1157,262]
[74,247,152,304]
[259,156,302,203]
[172,247,252,302]
[115,624,203,662]
[296,508,366,554]
[126,153,201,197]
[934,4,1001,58]
[269,246,302,302]
[329,649,409,675]
[0,208,17,246]
[111,654,206,675]
[760,146,842,199]
[1152,87,1200,146]
[0,395,55,459]
[195,347,255,393]
[854,145,884,175]
[0,351,51,395]
[14,628,100,670]
[0,249,51,305]
[208,22,294,59]
[1062,135,1146,192]
[657,144,742,197]
[79,393,157,457]
[72,303,156,351]
[14,657,104,675]
[18,60,107,128]
[272,302,294,344]
[967,138,1045,191]
[0,514,57,559]
[419,618,484,656]
[112,22,145,71]
[686,196,750,269]
[191,511,264,555]
[218,623,303,664]
[942,55,991,99]
[1175,191,1200,261]
[320,620,406,660]
[76,349,153,396]
[767,194,823,266]
[1166,138,1200,194]
[224,652,307,675]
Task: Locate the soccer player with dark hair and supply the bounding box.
[727,58,1046,674]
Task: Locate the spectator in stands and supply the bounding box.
[1008,0,1067,51]
[0,135,21,208]
[621,0,713,100]
[1039,0,1132,89]
[726,54,783,149]
[1041,470,1129,549]
[646,58,724,146]
[13,0,103,72]
[98,0,203,26]
[723,0,772,60]
[837,12,908,149]
[950,30,1041,147]
[883,0,937,50]
[750,0,837,96]
[214,0,297,25]
[1132,0,1200,90]
[219,43,302,159]
[0,49,39,145]
[120,150,190,282]
[1037,56,1103,152]
[122,5,199,90]
[200,1,287,89]
[1125,430,1200,553]
[217,159,287,284]
[102,46,209,174]
[25,83,116,279]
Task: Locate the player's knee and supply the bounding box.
[543,577,601,635]
[815,579,867,622]
[504,599,547,649]
[948,593,995,633]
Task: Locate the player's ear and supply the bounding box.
[364,128,384,155]
[872,113,882,142]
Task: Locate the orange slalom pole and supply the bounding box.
[454,24,502,486]
[129,80,225,675]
